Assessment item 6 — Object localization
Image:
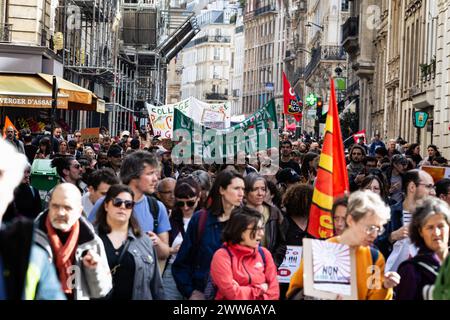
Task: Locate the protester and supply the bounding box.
[34,137,52,159]
[34,183,112,299]
[279,141,301,175]
[244,173,286,267]
[395,197,449,300]
[347,144,366,192]
[4,126,25,154]
[155,178,176,214]
[332,196,348,236]
[424,145,441,165]
[172,169,245,300]
[360,175,389,203]
[210,206,279,300]
[12,164,42,220]
[369,133,386,156]
[191,170,212,210]
[435,178,450,206]
[82,168,120,217]
[385,154,409,204]
[300,152,319,184]
[106,144,123,176]
[48,156,84,200]
[0,138,65,300]
[94,184,165,300]
[88,151,171,261]
[376,169,436,265]
[287,190,400,300]
[405,143,422,167]
[164,177,201,299]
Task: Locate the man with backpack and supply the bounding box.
[88,151,171,260]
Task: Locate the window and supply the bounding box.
[341,0,349,11]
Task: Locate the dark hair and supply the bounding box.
[222,206,263,244]
[244,173,267,194]
[360,175,388,201]
[406,143,420,156]
[436,179,450,198]
[433,156,448,165]
[266,179,282,208]
[428,144,441,156]
[282,183,314,218]
[120,151,158,185]
[130,139,140,150]
[94,184,141,237]
[301,152,319,181]
[68,140,77,148]
[207,169,244,216]
[86,168,120,190]
[364,156,377,165]
[174,176,201,199]
[51,155,76,178]
[375,146,388,157]
[281,140,292,148]
[38,137,51,156]
[402,169,421,194]
[409,197,450,248]
[332,196,348,218]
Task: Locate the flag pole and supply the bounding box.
[50,76,57,156]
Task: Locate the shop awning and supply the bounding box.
[0,73,105,113]
[0,73,69,109]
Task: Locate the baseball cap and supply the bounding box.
[120,130,130,139]
[276,168,301,184]
[107,145,123,158]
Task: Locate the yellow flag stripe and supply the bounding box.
[312,189,334,211]
[325,115,333,134]
[319,153,333,173]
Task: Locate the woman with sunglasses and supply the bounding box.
[287,190,400,300]
[172,169,245,300]
[163,177,201,299]
[94,184,165,300]
[209,206,279,300]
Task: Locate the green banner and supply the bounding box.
[172,99,279,165]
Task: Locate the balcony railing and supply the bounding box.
[194,35,231,46]
[304,45,347,79]
[0,24,12,43]
[254,5,277,17]
[342,16,359,43]
[205,92,228,100]
[420,59,436,82]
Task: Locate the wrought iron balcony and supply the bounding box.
[0,24,12,43]
[304,46,347,79]
[205,92,228,100]
[254,5,277,17]
[194,35,231,46]
[342,16,359,55]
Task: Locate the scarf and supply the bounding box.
[45,215,80,294]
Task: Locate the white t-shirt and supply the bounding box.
[169,217,191,264]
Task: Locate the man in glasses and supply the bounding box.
[34,183,112,299]
[376,169,436,271]
[155,178,176,214]
[386,154,410,204]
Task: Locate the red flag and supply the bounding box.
[353,130,367,144]
[283,72,302,122]
[307,78,350,239]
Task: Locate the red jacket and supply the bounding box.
[210,243,280,300]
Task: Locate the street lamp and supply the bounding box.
[305,21,324,31]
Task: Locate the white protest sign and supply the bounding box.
[303,239,358,300]
[277,246,303,284]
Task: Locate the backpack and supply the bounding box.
[203,245,267,300]
[146,195,160,232]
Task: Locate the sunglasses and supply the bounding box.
[72,164,81,169]
[112,198,135,209]
[175,200,196,208]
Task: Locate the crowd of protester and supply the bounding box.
[1,125,450,300]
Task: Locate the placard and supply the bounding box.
[303,239,358,300]
[80,127,100,144]
[421,165,450,183]
[277,246,303,284]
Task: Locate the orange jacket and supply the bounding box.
[210,243,280,300]
[286,237,393,300]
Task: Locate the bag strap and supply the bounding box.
[370,246,379,265]
[257,246,266,271]
[196,209,208,247]
[146,195,159,232]
[415,261,439,277]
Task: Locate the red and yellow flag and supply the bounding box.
[2,116,17,139]
[307,78,350,239]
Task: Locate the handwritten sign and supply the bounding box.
[277,246,302,284]
[80,128,100,144]
[303,239,357,300]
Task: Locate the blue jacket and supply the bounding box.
[369,140,386,156]
[375,201,404,259]
[172,210,224,298]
